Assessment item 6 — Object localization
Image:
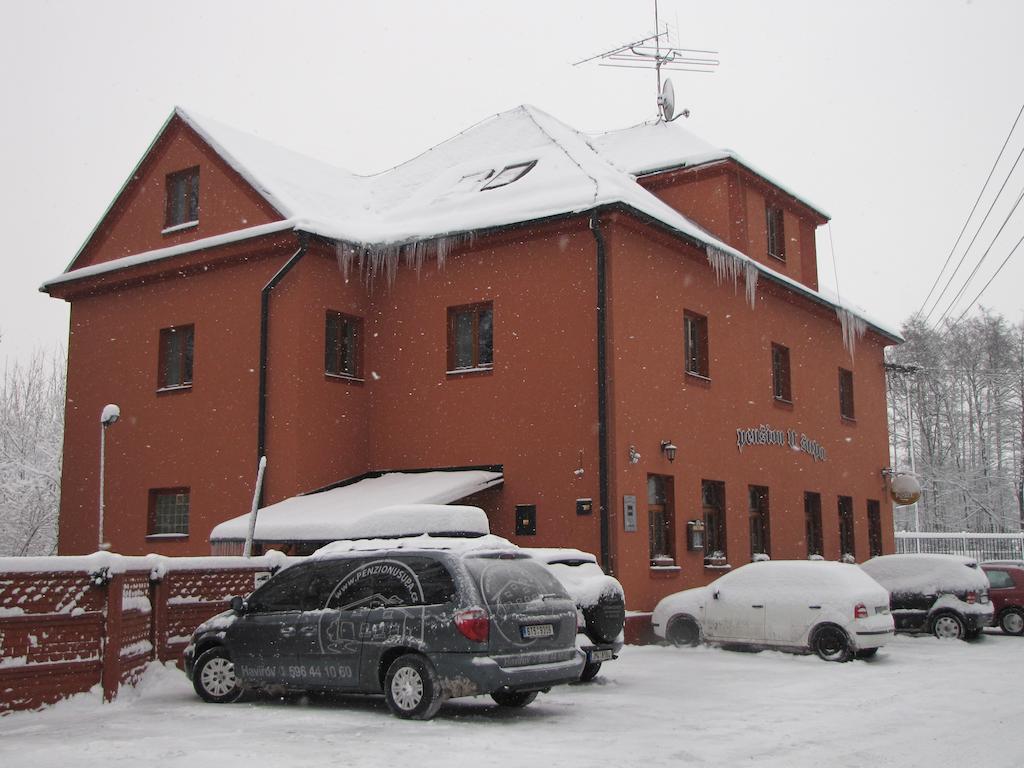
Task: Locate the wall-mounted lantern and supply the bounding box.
[628,445,641,465]
[687,519,705,551]
[660,440,677,463]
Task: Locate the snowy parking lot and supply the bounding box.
[2,631,1021,768]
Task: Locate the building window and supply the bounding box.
[867,500,883,557]
[684,311,710,379]
[838,495,855,559]
[804,492,823,557]
[148,488,189,536]
[839,368,855,420]
[702,480,726,563]
[766,203,785,261]
[771,343,792,402]
[325,311,362,379]
[158,325,194,390]
[748,485,770,560]
[165,167,199,229]
[648,474,675,566]
[447,303,493,372]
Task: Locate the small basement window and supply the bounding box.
[149,488,190,536]
[481,161,537,190]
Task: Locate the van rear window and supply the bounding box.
[464,555,569,605]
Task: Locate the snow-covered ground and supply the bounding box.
[2,631,1020,767]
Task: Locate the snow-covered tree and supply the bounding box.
[887,311,1023,532]
[0,350,65,556]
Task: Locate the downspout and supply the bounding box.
[589,210,612,574]
[258,232,310,471]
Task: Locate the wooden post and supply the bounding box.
[150,575,170,662]
[101,572,124,702]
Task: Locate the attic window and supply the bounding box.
[481,161,537,190]
[165,166,200,231]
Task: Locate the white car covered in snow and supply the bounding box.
[520,548,625,681]
[651,560,895,661]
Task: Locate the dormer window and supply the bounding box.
[766,203,785,261]
[164,166,199,231]
[481,161,537,190]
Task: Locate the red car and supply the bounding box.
[981,561,1024,635]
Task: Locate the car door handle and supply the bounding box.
[279,626,296,637]
[808,605,822,610]
[751,604,764,609]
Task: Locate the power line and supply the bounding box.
[948,229,1024,328]
[926,133,1024,324]
[937,185,1024,325]
[920,101,1024,321]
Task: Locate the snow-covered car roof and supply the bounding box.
[310,532,518,560]
[860,553,989,595]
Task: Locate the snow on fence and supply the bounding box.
[894,531,1024,562]
[0,552,291,713]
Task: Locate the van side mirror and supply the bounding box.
[712,589,720,600]
[230,596,247,614]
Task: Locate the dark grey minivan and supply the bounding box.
[184,543,583,719]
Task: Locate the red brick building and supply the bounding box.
[44,105,901,610]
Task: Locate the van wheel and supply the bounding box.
[999,608,1024,636]
[580,661,602,682]
[932,613,965,640]
[666,616,701,647]
[491,689,538,708]
[385,654,443,720]
[193,647,243,703]
[812,625,852,662]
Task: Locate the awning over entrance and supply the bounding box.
[209,469,503,544]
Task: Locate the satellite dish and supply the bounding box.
[658,78,675,122]
[890,473,922,506]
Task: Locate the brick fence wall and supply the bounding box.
[0,553,290,714]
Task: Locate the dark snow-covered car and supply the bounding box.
[184,536,583,719]
[521,548,626,681]
[651,560,894,661]
[981,560,1024,636]
[860,554,994,640]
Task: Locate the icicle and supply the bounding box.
[332,231,474,287]
[706,245,758,309]
[835,306,867,359]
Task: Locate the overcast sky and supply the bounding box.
[2,0,1022,364]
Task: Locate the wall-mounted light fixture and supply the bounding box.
[660,440,677,463]
[628,445,641,465]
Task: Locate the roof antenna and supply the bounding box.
[574,0,718,122]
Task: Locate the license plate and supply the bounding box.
[521,623,554,639]
[589,649,614,662]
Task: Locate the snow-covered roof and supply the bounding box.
[209,470,503,543]
[587,120,829,218]
[43,105,894,340]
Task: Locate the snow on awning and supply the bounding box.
[208,470,503,543]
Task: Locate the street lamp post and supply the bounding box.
[98,404,121,551]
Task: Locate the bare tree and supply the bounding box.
[0,350,65,556]
[888,311,1023,533]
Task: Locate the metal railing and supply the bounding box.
[894,531,1024,561]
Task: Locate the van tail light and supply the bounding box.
[455,608,490,643]
[854,603,869,619]
[965,591,977,604]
